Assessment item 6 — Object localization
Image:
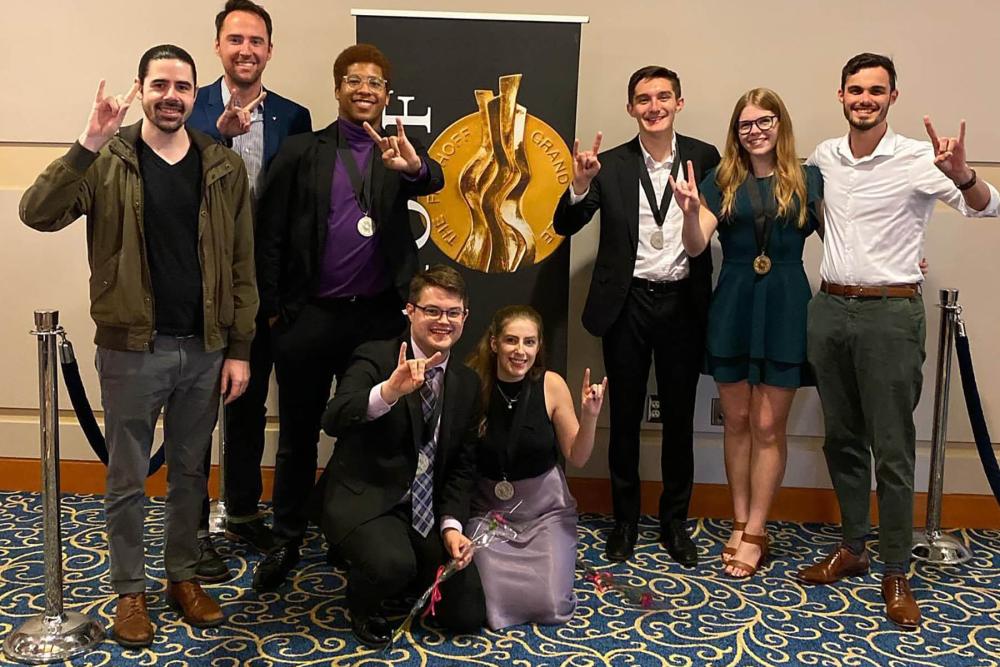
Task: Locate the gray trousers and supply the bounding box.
[97,336,223,593]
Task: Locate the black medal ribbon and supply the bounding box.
[745,175,778,263]
[494,380,532,484]
[337,132,376,219]
[638,150,682,231]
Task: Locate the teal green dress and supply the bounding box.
[699,166,822,388]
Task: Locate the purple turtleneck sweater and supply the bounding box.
[315,118,389,299]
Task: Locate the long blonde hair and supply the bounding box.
[715,88,807,228]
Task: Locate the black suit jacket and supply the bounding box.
[187,77,313,171]
[255,120,445,321]
[553,134,721,337]
[318,337,482,546]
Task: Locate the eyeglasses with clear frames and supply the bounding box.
[737,115,778,135]
[341,74,387,92]
[412,304,468,321]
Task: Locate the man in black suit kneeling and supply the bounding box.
[318,265,485,647]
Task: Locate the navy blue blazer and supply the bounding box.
[188,76,312,170]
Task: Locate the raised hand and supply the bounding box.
[217,88,267,139]
[79,79,140,153]
[580,367,608,418]
[924,116,973,184]
[571,132,603,195]
[364,117,422,174]
[381,342,445,404]
[669,160,701,216]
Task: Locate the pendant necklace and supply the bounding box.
[495,382,520,410]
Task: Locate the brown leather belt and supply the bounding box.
[820,281,920,299]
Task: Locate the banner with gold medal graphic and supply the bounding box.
[355,9,587,369]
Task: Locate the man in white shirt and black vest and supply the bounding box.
[797,52,999,630]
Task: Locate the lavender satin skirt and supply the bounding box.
[466,465,578,630]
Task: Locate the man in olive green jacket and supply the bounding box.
[19,44,256,648]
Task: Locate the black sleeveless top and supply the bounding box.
[477,375,559,481]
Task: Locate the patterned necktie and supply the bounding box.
[411,365,442,536]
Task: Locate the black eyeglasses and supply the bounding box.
[737,115,778,135]
[412,304,468,321]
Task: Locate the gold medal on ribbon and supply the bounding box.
[494,479,515,501]
[753,254,772,275]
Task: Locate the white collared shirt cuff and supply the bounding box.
[440,517,462,535]
[972,181,1000,217]
[568,185,589,204]
[366,382,396,420]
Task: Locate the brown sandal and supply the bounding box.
[726,532,769,578]
[721,521,747,564]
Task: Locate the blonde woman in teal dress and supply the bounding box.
[670,88,821,578]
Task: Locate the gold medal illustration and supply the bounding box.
[419,74,570,273]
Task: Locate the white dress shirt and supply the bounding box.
[807,127,1000,285]
[221,81,265,198]
[570,134,690,281]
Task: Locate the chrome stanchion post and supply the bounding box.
[3,310,104,664]
[207,401,228,534]
[912,289,972,565]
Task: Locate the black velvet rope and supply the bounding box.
[59,339,166,477]
[955,331,1000,506]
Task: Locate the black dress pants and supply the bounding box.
[200,312,273,525]
[339,504,486,631]
[602,279,704,526]
[270,291,405,543]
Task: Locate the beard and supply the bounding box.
[145,102,188,133]
[843,103,888,131]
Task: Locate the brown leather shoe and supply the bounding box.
[113,592,153,648]
[882,574,921,630]
[795,546,870,584]
[166,579,224,628]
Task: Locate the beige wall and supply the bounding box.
[2,1,999,496]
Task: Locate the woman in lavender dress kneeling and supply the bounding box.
[465,305,607,629]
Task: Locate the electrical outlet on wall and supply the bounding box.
[711,398,724,426]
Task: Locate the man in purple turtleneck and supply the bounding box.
[254,43,444,591]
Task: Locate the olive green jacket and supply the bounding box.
[19,121,257,359]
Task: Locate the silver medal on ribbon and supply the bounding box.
[416,451,430,476]
[493,479,515,501]
[357,215,375,237]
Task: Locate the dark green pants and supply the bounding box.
[807,291,926,564]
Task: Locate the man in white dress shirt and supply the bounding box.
[796,52,999,630]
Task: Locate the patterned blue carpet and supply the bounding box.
[1,491,999,666]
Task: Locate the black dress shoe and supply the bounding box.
[225,516,276,554]
[252,542,300,592]
[351,614,391,649]
[605,521,638,562]
[661,519,699,566]
[325,546,348,570]
[194,536,231,583]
